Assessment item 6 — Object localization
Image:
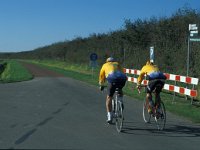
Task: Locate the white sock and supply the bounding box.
[107,112,112,120]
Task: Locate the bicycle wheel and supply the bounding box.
[115,100,124,132]
[112,98,115,114]
[155,101,166,130]
[143,98,151,123]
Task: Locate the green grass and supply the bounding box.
[0,60,33,82]
[28,59,99,85]
[2,59,200,123]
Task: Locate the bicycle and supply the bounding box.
[101,86,124,132]
[138,84,166,130]
[112,88,124,132]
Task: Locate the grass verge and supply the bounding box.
[0,60,33,83]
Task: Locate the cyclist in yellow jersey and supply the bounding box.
[137,60,166,113]
[99,57,127,124]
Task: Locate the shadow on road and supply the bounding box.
[121,121,200,138]
[8,101,70,149]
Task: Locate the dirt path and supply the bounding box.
[20,62,65,77]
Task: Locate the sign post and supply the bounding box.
[150,46,154,63]
[90,53,98,78]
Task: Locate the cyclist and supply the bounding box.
[137,60,166,114]
[99,57,127,124]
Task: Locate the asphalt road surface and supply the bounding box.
[0,62,199,149]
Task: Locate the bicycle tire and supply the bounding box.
[142,98,151,123]
[112,98,115,114]
[155,101,166,130]
[115,100,124,132]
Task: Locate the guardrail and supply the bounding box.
[124,68,199,104]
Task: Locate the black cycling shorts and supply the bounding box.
[147,79,165,94]
[107,79,126,97]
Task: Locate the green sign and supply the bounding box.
[190,38,200,42]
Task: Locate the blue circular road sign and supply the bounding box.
[90,53,98,61]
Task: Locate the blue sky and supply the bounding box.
[0,0,199,52]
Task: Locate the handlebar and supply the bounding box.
[136,85,147,94]
[99,85,107,91]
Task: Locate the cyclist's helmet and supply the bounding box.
[146,60,154,65]
[106,57,115,62]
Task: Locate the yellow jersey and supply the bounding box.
[99,62,126,85]
[137,63,165,85]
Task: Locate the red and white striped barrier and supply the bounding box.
[164,73,198,85]
[124,68,140,75]
[124,68,199,97]
[163,84,197,97]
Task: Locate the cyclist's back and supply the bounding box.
[137,61,166,93]
[99,61,127,85]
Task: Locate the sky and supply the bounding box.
[0,0,199,52]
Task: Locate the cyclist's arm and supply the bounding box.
[137,84,147,93]
[99,65,106,86]
[137,70,146,86]
[137,64,151,85]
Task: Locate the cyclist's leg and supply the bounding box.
[147,80,157,113]
[147,81,155,104]
[106,95,112,113]
[116,78,126,96]
[154,92,161,107]
[115,79,126,106]
[146,92,154,113]
[146,93,153,104]
[116,80,126,111]
[154,80,165,109]
[106,82,116,123]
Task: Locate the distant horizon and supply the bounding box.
[0,0,199,52]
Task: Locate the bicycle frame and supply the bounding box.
[144,96,160,117]
[140,85,166,130]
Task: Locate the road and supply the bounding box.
[0,63,199,149]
